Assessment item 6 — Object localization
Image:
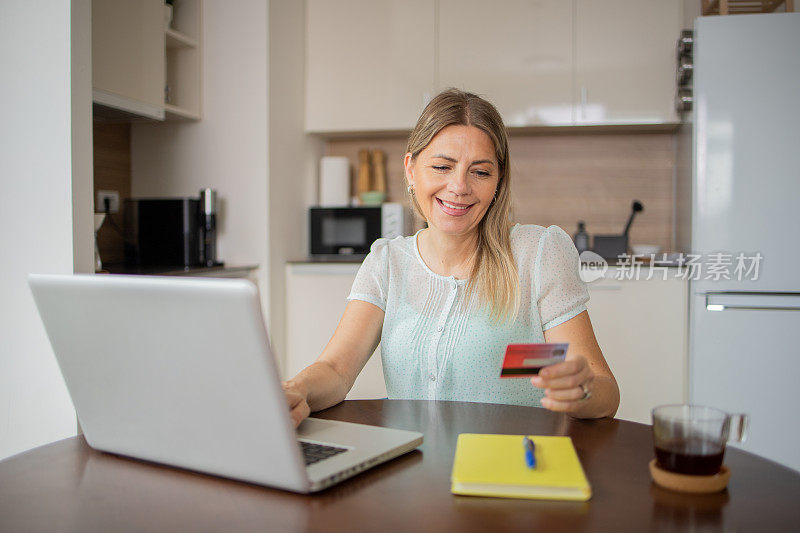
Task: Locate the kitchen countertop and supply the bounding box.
[287,257,364,264]
[102,264,259,277]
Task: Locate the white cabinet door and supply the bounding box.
[305,0,435,132]
[586,272,688,424]
[575,0,681,124]
[92,0,165,120]
[285,264,387,399]
[438,0,573,126]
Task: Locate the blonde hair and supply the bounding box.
[406,88,519,323]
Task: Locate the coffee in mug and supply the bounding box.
[652,405,748,476]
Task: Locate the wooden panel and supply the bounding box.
[326,132,676,251]
[509,132,675,251]
[93,123,132,266]
[703,0,792,14]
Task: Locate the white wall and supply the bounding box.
[72,0,95,276]
[0,0,93,460]
[131,1,270,316]
[267,0,324,371]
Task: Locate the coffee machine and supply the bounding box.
[199,188,221,267]
[124,188,223,269]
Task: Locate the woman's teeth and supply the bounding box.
[440,200,469,210]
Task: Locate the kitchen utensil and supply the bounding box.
[371,150,387,194]
[573,221,590,254]
[94,213,106,272]
[360,191,386,206]
[199,188,220,267]
[592,200,644,260]
[356,149,372,202]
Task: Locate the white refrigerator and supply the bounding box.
[678,14,800,472]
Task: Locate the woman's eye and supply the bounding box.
[432,165,450,172]
[474,170,491,178]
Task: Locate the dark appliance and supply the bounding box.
[592,200,644,260]
[309,204,407,259]
[199,188,219,267]
[125,195,222,269]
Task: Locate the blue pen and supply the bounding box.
[523,436,536,469]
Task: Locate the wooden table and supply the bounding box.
[2,400,799,532]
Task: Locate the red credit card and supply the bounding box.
[500,343,569,378]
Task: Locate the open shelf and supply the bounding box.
[164,0,202,121]
[164,103,201,121]
[166,28,198,49]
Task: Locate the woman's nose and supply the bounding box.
[447,169,470,195]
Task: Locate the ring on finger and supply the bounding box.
[579,383,592,401]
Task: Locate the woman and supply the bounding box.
[284,89,619,425]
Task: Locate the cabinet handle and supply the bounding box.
[705,292,800,312]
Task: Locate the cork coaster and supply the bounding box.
[649,459,730,493]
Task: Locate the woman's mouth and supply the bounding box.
[436,197,473,217]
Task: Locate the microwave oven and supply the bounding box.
[309,203,410,259]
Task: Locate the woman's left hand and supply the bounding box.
[530,355,594,413]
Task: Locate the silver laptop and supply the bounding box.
[28,273,422,493]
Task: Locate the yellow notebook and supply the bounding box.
[451,434,592,501]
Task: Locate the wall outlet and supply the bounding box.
[97,190,120,213]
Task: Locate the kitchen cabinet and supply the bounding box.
[575,0,682,124]
[305,0,682,132]
[438,0,573,126]
[304,0,436,132]
[164,0,203,120]
[285,263,688,422]
[92,0,165,120]
[586,269,688,424]
[92,0,202,121]
[285,264,387,399]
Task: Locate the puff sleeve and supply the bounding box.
[534,225,589,330]
[346,238,390,311]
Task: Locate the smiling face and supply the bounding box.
[404,124,499,238]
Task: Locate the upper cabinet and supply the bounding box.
[92,0,202,121]
[305,0,435,132]
[575,0,682,124]
[92,0,165,120]
[438,0,573,127]
[305,0,683,132]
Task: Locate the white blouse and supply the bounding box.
[347,224,589,407]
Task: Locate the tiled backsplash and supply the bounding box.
[325,130,676,252]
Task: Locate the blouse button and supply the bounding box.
[429,374,437,382]
[437,325,443,332]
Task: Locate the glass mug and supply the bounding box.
[652,405,749,476]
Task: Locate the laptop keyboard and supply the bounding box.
[300,441,348,466]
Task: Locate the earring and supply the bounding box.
[407,184,415,195]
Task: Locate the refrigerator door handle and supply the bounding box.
[705,292,800,312]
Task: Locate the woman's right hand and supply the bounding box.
[282,380,310,427]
